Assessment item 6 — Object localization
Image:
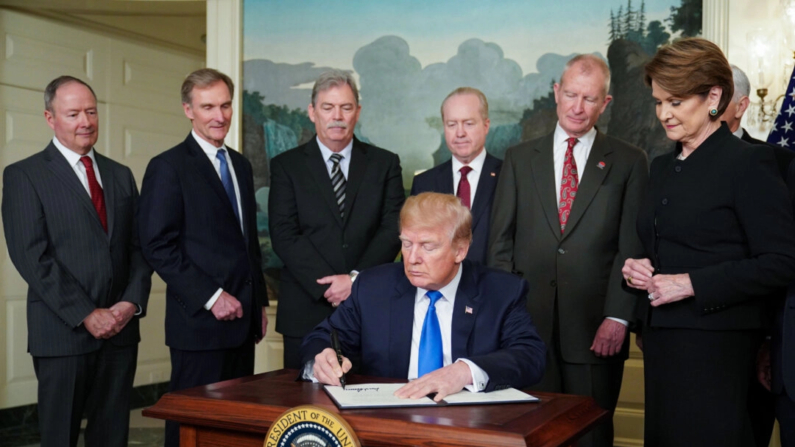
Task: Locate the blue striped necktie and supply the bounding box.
[216,149,241,225]
[329,153,346,218]
[418,290,444,377]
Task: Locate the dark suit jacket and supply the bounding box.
[269,136,405,338]
[635,124,795,330]
[410,153,502,264]
[138,133,267,351]
[746,128,795,396]
[489,129,648,364]
[2,143,152,357]
[300,261,546,391]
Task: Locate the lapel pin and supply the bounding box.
[490,172,496,177]
[465,306,473,314]
[597,161,606,170]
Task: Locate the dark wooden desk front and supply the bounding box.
[143,369,607,447]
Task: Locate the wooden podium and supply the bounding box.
[143,369,607,447]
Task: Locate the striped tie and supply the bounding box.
[330,153,346,218]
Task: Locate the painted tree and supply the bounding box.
[668,0,702,37]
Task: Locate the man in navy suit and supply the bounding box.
[138,68,268,447]
[301,193,545,399]
[2,76,152,446]
[410,87,501,265]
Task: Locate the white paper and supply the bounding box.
[324,383,539,409]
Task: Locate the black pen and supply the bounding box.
[330,328,346,389]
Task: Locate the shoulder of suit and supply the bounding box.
[599,133,646,156]
[355,140,400,161]
[355,262,405,287]
[413,160,449,180]
[4,147,49,172]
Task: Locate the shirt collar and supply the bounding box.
[416,261,464,304]
[451,148,487,174]
[733,127,744,139]
[192,129,227,157]
[554,122,597,149]
[316,136,353,162]
[52,136,96,167]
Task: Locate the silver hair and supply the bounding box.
[311,69,359,106]
[560,54,612,97]
[44,76,97,113]
[730,64,751,102]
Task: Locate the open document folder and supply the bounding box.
[324,383,539,410]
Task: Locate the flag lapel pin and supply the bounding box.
[597,161,606,169]
[465,306,473,314]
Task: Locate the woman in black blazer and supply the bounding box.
[622,38,795,446]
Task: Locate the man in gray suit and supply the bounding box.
[1,76,152,447]
[488,54,648,447]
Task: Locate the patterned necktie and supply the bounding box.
[330,153,346,218]
[418,290,444,377]
[216,149,241,226]
[79,156,107,232]
[457,166,473,209]
[558,137,579,234]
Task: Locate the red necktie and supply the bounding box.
[80,156,107,232]
[457,166,473,209]
[558,137,579,234]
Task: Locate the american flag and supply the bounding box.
[767,65,795,150]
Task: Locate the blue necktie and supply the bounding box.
[418,290,444,377]
[216,149,241,225]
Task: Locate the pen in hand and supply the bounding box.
[331,328,346,389]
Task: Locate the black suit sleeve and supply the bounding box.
[487,147,518,272]
[2,165,96,327]
[466,279,547,391]
[353,152,404,271]
[138,157,219,315]
[692,147,795,311]
[268,155,339,299]
[604,149,648,321]
[118,166,152,315]
[300,277,365,365]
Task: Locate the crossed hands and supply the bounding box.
[622,258,694,307]
[83,301,137,339]
[313,348,472,402]
[317,274,352,307]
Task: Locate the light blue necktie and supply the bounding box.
[418,290,444,377]
[216,149,241,225]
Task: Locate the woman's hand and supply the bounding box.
[648,274,694,306]
[622,258,655,291]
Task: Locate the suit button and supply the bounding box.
[246,279,252,285]
[342,244,349,249]
[674,166,682,173]
[558,248,566,254]
[661,198,669,205]
[550,280,557,287]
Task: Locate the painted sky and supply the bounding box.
[244,0,675,75]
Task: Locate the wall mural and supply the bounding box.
[242,0,702,279]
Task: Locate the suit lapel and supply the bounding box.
[470,154,499,230]
[44,144,106,234]
[436,160,455,194]
[303,138,344,227]
[451,262,477,361]
[563,131,612,239]
[94,153,115,238]
[185,134,240,225]
[531,133,563,240]
[228,150,252,239]
[343,138,367,226]
[389,275,416,378]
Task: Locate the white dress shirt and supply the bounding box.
[53,137,103,193]
[191,130,244,310]
[317,137,353,179]
[451,149,487,206]
[408,265,490,392]
[553,123,596,205]
[551,123,627,327]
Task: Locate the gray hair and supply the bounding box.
[181,68,234,105]
[560,54,612,97]
[730,64,751,102]
[44,76,97,113]
[311,69,359,106]
[441,87,490,121]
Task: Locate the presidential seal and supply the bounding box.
[264,405,360,447]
